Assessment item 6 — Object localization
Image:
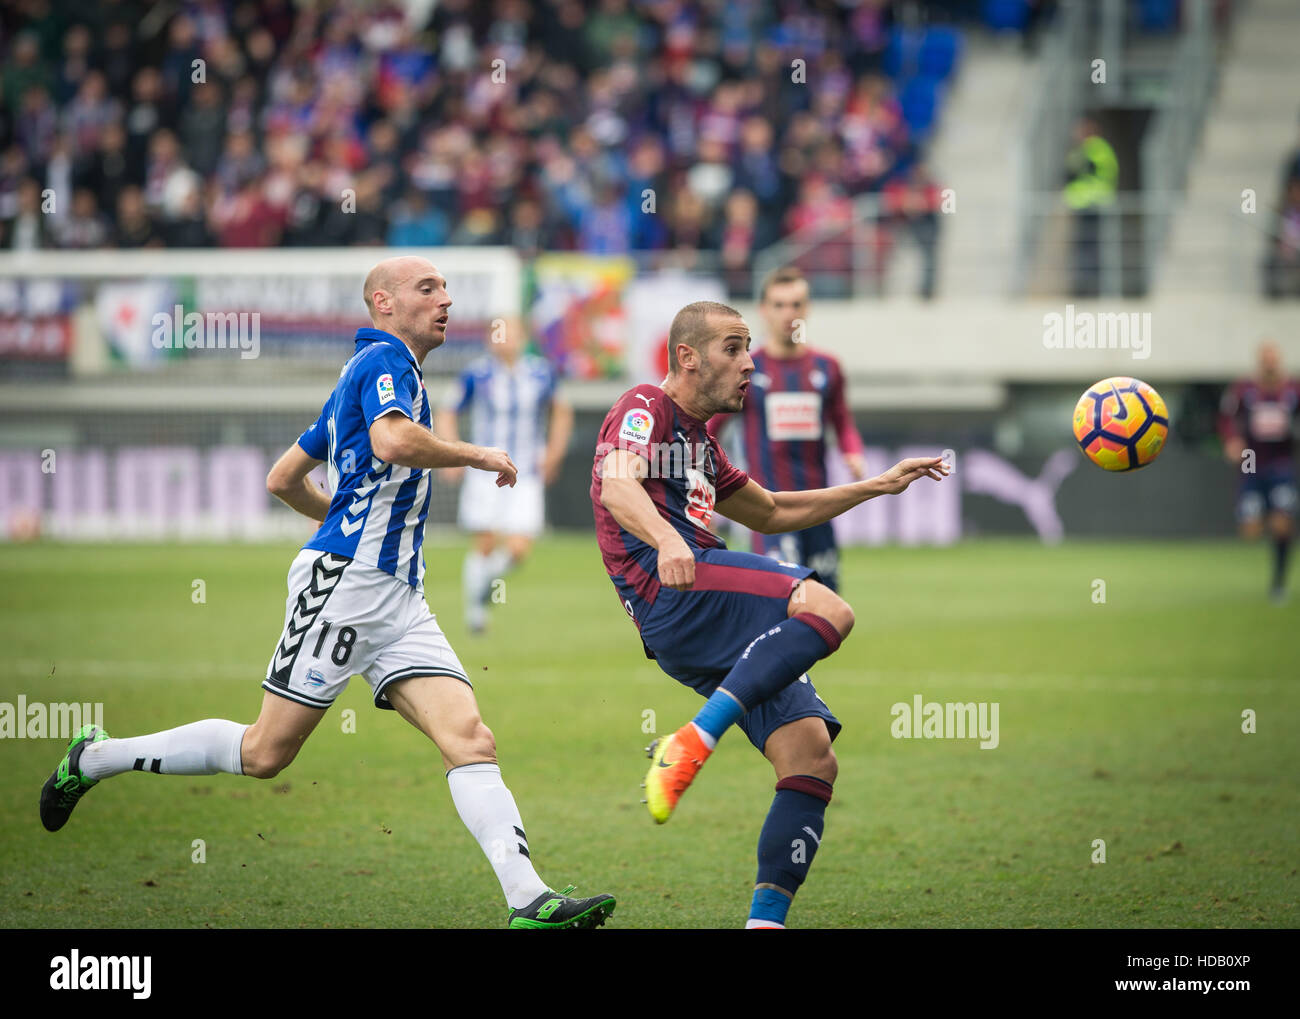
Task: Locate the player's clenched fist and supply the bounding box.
[476,447,517,488]
[657,534,696,590]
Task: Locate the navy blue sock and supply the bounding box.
[750,775,833,926]
[1273,535,1291,592]
[691,613,840,745]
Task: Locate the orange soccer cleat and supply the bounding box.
[643,723,712,824]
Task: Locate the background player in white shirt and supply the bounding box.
[39,256,614,929]
[435,317,573,632]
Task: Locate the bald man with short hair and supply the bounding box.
[39,256,616,929]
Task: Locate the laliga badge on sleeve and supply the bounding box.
[620,409,654,445]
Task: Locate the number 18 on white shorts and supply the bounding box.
[263,549,471,711]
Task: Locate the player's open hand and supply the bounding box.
[875,455,950,495]
[657,534,696,590]
[477,447,517,488]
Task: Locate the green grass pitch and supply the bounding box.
[1,536,1296,928]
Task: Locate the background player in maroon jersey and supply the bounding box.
[1219,340,1300,601]
[591,300,948,927]
[708,266,865,591]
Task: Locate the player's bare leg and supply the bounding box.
[644,579,852,824]
[385,674,615,928]
[746,717,838,928]
[239,693,328,778]
[505,533,533,564]
[40,691,323,832]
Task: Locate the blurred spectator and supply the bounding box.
[16,86,58,166]
[179,83,228,178]
[81,122,134,216]
[57,187,109,248]
[718,189,772,298]
[388,188,451,247]
[3,34,50,120]
[211,174,284,247]
[3,177,52,250]
[881,162,943,299]
[164,182,214,247]
[113,186,163,248]
[1063,115,1118,297]
[1263,179,1300,299]
[64,71,120,158]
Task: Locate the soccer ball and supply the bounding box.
[1072,376,1169,471]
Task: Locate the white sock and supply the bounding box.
[691,722,718,751]
[463,551,491,605]
[485,548,514,582]
[447,762,549,909]
[81,719,247,779]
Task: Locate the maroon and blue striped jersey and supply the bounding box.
[708,348,863,492]
[1219,379,1300,472]
[591,384,750,611]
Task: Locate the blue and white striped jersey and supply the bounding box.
[297,327,433,591]
[449,353,558,477]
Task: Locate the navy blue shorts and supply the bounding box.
[637,547,842,753]
[1238,468,1297,522]
[751,522,841,592]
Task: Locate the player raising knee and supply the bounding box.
[590,300,947,928]
[1219,340,1299,602]
[40,256,615,930]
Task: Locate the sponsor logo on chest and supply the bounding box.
[765,391,823,441]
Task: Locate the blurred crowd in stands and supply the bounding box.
[0,0,970,296]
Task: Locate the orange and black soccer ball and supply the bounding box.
[1072,376,1169,471]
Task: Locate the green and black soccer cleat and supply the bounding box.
[40,724,109,832]
[507,886,616,929]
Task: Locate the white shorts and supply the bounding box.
[457,471,544,536]
[263,549,469,711]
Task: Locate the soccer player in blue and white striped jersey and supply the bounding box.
[38,256,615,929]
[435,317,573,632]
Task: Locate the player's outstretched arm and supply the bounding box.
[717,456,949,534]
[370,413,517,487]
[599,449,696,589]
[266,443,331,522]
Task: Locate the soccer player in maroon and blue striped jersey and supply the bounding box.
[1219,341,1300,601]
[591,299,948,927]
[708,267,866,590]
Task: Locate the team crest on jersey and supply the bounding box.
[620,408,654,445]
[377,373,396,405]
